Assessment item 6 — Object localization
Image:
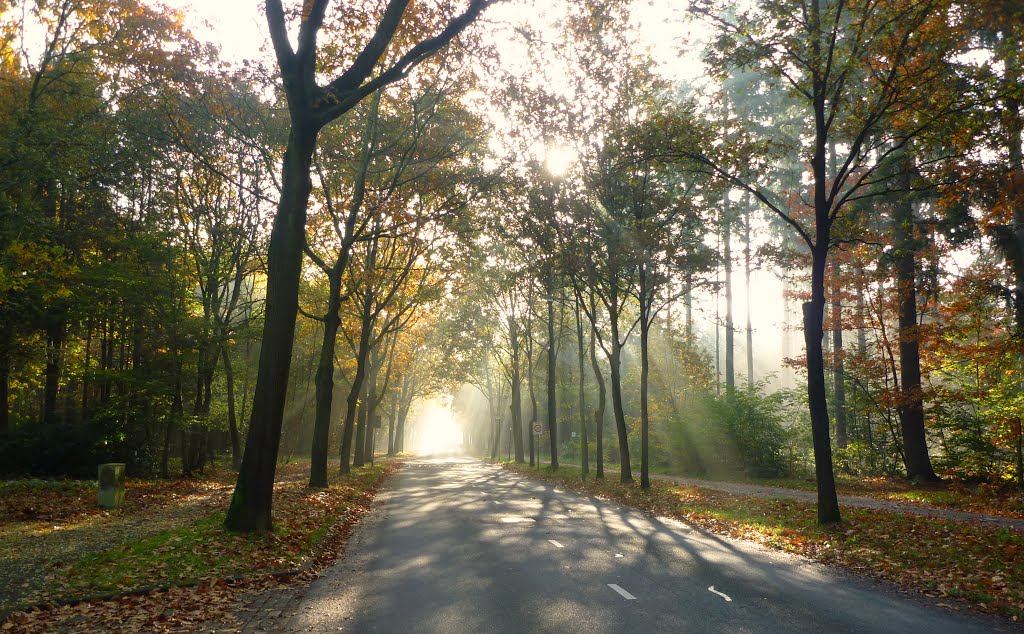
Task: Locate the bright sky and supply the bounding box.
[163,0,268,65]
[161,0,706,78]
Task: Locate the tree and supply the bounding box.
[226,0,495,532]
[678,0,963,523]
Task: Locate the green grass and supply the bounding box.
[55,512,278,598]
[31,461,397,606]
[0,478,96,495]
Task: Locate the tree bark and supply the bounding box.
[744,201,754,390]
[894,156,939,483]
[808,61,841,521]
[487,365,500,460]
[639,264,651,489]
[225,122,318,532]
[527,321,538,467]
[999,3,1024,486]
[832,275,847,450]
[509,316,525,462]
[608,332,631,483]
[805,1,841,523]
[354,385,369,467]
[803,287,840,523]
[387,409,396,455]
[396,383,412,453]
[361,347,381,464]
[546,297,559,469]
[224,0,493,532]
[723,198,735,393]
[588,294,606,479]
[575,298,589,479]
[309,273,341,487]
[222,345,241,470]
[340,289,375,473]
[43,314,65,424]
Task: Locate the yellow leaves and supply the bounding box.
[301,0,316,23]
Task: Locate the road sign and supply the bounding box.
[533,423,542,435]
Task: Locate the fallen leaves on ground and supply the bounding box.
[752,473,1024,519]
[0,460,399,632]
[507,464,1024,622]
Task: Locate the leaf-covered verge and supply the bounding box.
[718,472,1024,518]
[505,464,1024,622]
[0,460,399,632]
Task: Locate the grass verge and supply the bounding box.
[506,463,1024,622]
[1,460,398,631]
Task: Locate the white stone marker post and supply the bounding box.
[97,463,126,509]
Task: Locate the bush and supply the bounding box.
[0,413,164,478]
[664,385,792,478]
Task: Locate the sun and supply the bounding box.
[544,144,576,178]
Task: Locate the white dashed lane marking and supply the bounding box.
[708,586,732,602]
[608,584,637,600]
[548,540,564,548]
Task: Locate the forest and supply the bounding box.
[0,0,1022,536]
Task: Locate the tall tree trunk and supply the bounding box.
[100,319,113,405]
[361,347,381,465]
[575,298,589,479]
[1000,4,1024,486]
[355,393,370,467]
[162,351,184,479]
[309,271,343,487]
[894,155,939,483]
[396,390,411,454]
[723,198,735,392]
[387,409,396,455]
[832,273,848,450]
[744,201,754,389]
[803,265,840,523]
[82,317,92,416]
[43,314,64,424]
[527,324,538,467]
[684,273,693,340]
[340,292,374,474]
[487,365,500,460]
[588,294,606,479]
[509,317,525,462]
[546,297,559,469]
[639,266,651,489]
[222,345,241,470]
[608,332,631,483]
[808,51,841,521]
[225,121,318,532]
[856,268,873,469]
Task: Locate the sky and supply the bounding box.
[164,0,268,65]
[162,0,705,78]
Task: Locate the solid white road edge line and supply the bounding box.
[708,586,733,602]
[608,584,637,600]
[548,540,564,548]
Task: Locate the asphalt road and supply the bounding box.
[288,455,1006,633]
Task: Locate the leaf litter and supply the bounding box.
[0,460,399,632]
